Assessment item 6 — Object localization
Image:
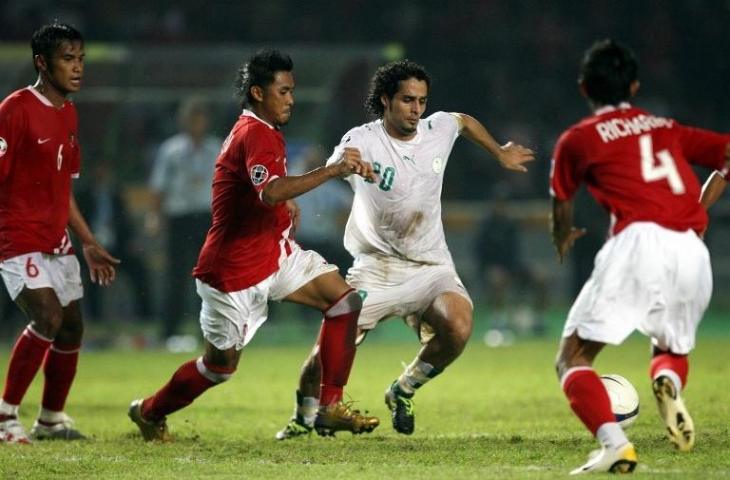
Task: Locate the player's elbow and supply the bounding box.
[261,182,284,206]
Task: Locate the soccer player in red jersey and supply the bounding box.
[0,23,120,443]
[550,40,730,474]
[128,50,380,441]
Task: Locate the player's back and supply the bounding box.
[552,105,728,235]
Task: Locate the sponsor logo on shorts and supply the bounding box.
[250,164,269,185]
[0,137,7,157]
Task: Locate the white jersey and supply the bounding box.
[327,111,461,265]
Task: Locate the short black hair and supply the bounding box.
[235,49,293,107]
[31,22,84,72]
[579,39,638,106]
[365,60,431,118]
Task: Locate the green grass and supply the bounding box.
[1,333,729,479]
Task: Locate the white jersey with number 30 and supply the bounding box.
[327,111,460,265]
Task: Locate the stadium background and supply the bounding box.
[1,0,730,346]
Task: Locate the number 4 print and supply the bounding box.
[639,134,685,194]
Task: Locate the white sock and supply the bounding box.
[397,358,440,395]
[296,394,319,427]
[596,422,629,450]
[0,399,19,417]
[38,408,65,424]
[654,368,683,392]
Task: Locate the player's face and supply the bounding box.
[259,71,295,127]
[45,40,85,95]
[382,77,428,140]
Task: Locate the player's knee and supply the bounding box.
[325,288,362,318]
[31,308,64,338]
[196,357,236,384]
[448,312,473,347]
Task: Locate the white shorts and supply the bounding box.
[347,254,472,341]
[197,246,338,351]
[563,222,711,354]
[0,252,83,307]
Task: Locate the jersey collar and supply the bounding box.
[594,102,632,116]
[26,85,55,107]
[242,109,276,130]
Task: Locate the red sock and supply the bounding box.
[41,343,81,412]
[650,352,689,389]
[562,367,615,436]
[2,326,53,406]
[319,290,359,405]
[141,358,233,421]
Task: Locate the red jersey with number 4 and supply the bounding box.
[0,87,80,261]
[550,104,730,235]
[192,110,295,292]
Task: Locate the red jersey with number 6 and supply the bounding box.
[0,87,80,261]
[550,103,730,236]
[192,110,295,293]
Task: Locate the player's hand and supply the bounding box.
[333,147,377,182]
[497,141,535,173]
[82,242,121,286]
[554,227,587,263]
[286,199,300,237]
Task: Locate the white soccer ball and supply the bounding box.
[601,374,640,429]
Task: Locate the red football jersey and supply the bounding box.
[192,110,295,292]
[550,104,730,235]
[0,87,81,261]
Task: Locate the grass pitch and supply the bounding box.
[1,332,729,479]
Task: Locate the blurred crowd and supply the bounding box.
[1,0,729,342]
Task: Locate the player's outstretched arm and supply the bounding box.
[262,147,375,205]
[68,192,121,286]
[551,198,586,263]
[455,113,535,172]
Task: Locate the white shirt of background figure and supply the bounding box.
[327,111,460,266]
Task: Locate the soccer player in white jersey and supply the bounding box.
[277,60,534,439]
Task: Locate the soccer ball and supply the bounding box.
[601,374,640,429]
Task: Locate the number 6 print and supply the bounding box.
[26,256,39,278]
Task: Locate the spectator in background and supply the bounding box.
[474,184,547,341]
[289,144,352,275]
[147,97,220,341]
[76,161,152,322]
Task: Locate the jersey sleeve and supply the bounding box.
[429,111,460,142]
[674,123,730,171]
[244,128,286,195]
[550,128,586,200]
[0,98,27,183]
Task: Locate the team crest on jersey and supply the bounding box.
[250,164,269,185]
[432,157,443,173]
[0,137,7,157]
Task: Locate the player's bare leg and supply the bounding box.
[277,272,378,438]
[385,292,472,435]
[0,288,64,444]
[129,341,239,442]
[556,333,637,474]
